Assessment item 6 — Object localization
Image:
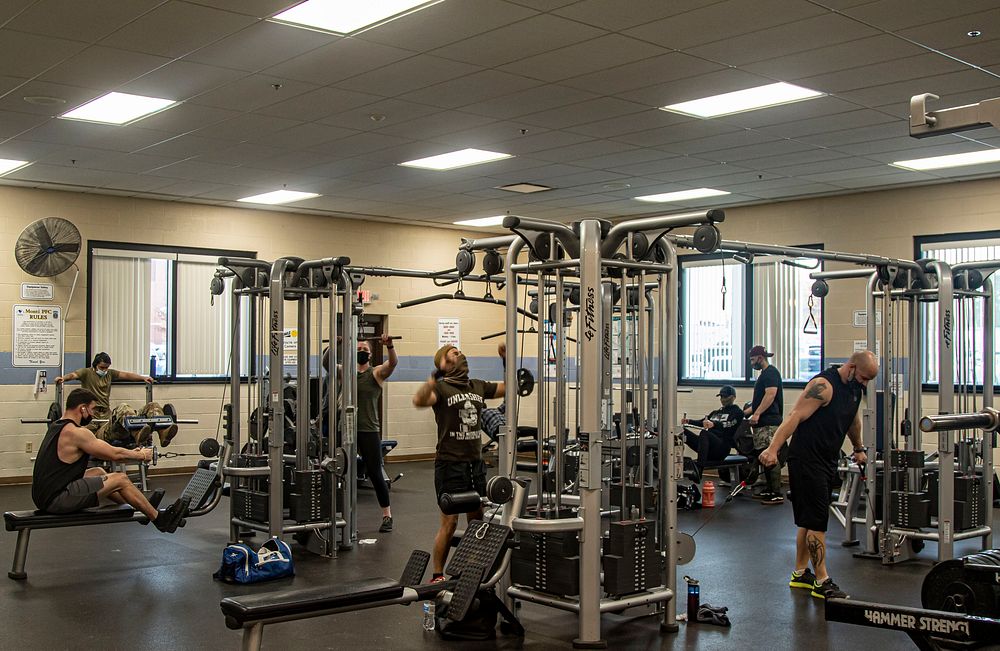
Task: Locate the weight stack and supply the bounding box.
[890,491,930,529]
[232,488,269,523]
[602,519,659,596]
[289,469,331,522]
[955,477,985,530]
[891,449,925,469]
[609,483,656,513]
[510,531,580,596]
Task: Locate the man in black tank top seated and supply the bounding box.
[31,389,189,532]
[413,343,505,583]
[759,351,878,601]
[355,334,398,533]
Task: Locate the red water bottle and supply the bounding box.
[702,480,716,508]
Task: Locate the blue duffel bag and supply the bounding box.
[213,537,294,584]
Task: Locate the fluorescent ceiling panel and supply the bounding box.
[660,82,824,118]
[496,182,552,193]
[237,190,320,205]
[60,92,177,125]
[454,215,506,227]
[0,158,31,176]
[634,188,730,202]
[891,149,1000,171]
[400,148,513,171]
[272,0,441,35]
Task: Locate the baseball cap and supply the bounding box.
[748,345,773,358]
[716,385,736,398]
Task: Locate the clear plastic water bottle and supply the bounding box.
[422,601,435,631]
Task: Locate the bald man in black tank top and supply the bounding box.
[760,351,878,601]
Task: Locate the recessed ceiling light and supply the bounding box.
[968,30,983,38]
[634,188,730,202]
[272,0,441,35]
[0,158,31,176]
[602,182,632,191]
[60,92,177,125]
[369,113,387,122]
[23,95,66,106]
[496,182,551,193]
[454,215,506,227]
[237,190,320,205]
[891,149,1000,171]
[660,82,825,118]
[400,148,513,171]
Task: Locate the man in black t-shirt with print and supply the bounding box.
[682,384,744,477]
[744,345,785,504]
[413,343,506,582]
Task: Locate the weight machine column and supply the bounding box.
[861,273,878,556]
[296,297,309,471]
[931,261,956,561]
[340,272,357,548]
[661,244,679,632]
[574,219,605,649]
[268,259,292,539]
[982,278,994,547]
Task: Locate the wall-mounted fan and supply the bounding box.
[15,217,81,277]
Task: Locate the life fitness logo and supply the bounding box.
[943,308,952,349]
[270,313,281,356]
[584,287,596,341]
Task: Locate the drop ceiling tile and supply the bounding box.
[297,157,384,179]
[40,149,180,174]
[610,156,720,177]
[855,139,990,164]
[40,46,171,89]
[256,87,383,122]
[800,165,899,184]
[552,0,713,31]
[132,102,239,135]
[0,110,50,138]
[560,52,726,97]
[185,20,335,72]
[252,149,340,172]
[838,70,1000,110]
[374,110,496,140]
[499,34,668,83]
[686,14,880,67]
[620,68,774,107]
[519,97,649,130]
[948,40,1000,68]
[528,168,630,187]
[760,153,865,176]
[0,138,63,160]
[308,131,415,157]
[838,0,1000,31]
[713,96,869,131]
[570,148,672,171]
[183,0,299,17]
[799,53,966,96]
[489,130,595,155]
[827,135,932,157]
[798,120,910,148]
[198,113,302,141]
[151,179,241,197]
[336,55,482,97]
[136,133,236,158]
[756,108,898,140]
[145,159,278,185]
[656,129,778,156]
[192,75,320,112]
[645,161,754,182]
[0,0,35,24]
[0,29,87,79]
[742,34,926,82]
[530,139,637,163]
[564,109,687,139]
[95,171,185,191]
[698,139,817,163]
[120,61,248,101]
[0,80,103,117]
[264,38,416,86]
[461,84,599,119]
[6,0,162,43]
[196,142,287,166]
[611,120,738,148]
[355,0,536,51]
[430,13,605,68]
[249,122,358,149]
[427,121,548,148]
[401,70,542,110]
[317,98,441,131]
[624,0,826,50]
[742,182,841,199]
[99,2,257,58]
[18,119,172,151]
[4,162,114,187]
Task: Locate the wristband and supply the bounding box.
[853,447,865,453]
[387,346,394,349]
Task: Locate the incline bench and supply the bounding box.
[221,520,520,651]
[4,467,218,580]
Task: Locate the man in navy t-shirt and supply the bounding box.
[744,345,784,504]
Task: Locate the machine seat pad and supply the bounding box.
[220,578,403,628]
[4,504,135,531]
[703,455,749,468]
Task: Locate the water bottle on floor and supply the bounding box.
[422,601,435,631]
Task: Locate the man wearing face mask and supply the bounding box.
[355,334,398,533]
[744,345,785,504]
[760,351,878,601]
[31,389,189,531]
[413,344,505,582]
[681,385,744,477]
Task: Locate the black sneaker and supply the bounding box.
[154,497,191,533]
[811,578,848,600]
[789,568,817,589]
[753,491,772,500]
[763,493,784,505]
[379,516,393,533]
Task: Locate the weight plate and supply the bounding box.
[482,249,503,276]
[455,250,475,277]
[692,224,721,253]
[163,403,177,422]
[486,475,514,505]
[676,532,696,565]
[199,438,221,458]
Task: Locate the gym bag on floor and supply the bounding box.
[213,537,294,584]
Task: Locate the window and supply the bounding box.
[916,231,1000,386]
[87,242,254,381]
[680,248,823,384]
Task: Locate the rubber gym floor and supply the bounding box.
[1,462,996,650]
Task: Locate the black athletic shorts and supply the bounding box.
[45,475,104,514]
[787,460,836,532]
[434,459,487,511]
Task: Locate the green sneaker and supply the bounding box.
[811,578,848,600]
[789,568,816,589]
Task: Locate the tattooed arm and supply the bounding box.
[759,377,832,467]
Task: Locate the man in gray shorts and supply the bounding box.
[31,389,188,532]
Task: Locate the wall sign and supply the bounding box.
[20,283,53,300]
[437,318,460,348]
[12,304,62,367]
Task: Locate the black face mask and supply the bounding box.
[80,408,93,427]
[357,351,370,365]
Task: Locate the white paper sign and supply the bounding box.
[20,283,53,300]
[283,328,297,366]
[12,304,62,367]
[853,310,882,328]
[437,318,460,348]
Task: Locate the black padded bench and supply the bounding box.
[4,504,140,580]
[686,454,750,485]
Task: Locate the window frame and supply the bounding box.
[86,240,256,384]
[914,229,1000,392]
[678,243,825,389]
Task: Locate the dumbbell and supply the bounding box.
[438,476,514,515]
